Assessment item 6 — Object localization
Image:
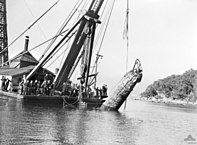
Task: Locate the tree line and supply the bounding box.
[141,69,197,101]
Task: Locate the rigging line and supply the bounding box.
[52,37,73,77]
[0,0,60,55]
[90,0,110,62]
[70,0,89,29]
[39,0,83,61]
[55,29,91,82]
[59,38,72,69]
[80,0,89,10]
[68,49,85,80]
[100,0,110,18]
[123,0,129,110]
[0,29,69,67]
[42,31,77,67]
[88,0,110,70]
[45,48,66,68]
[123,0,129,73]
[90,51,102,80]
[93,0,113,56]
[23,0,47,40]
[96,0,115,54]
[71,0,103,42]
[90,4,111,76]
[93,0,109,49]
[62,96,79,108]
[90,0,115,75]
[26,17,83,81]
[78,0,89,16]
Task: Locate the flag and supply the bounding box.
[123,10,129,40]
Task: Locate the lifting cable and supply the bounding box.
[0,29,69,67]
[61,0,110,81]
[95,0,116,58]
[0,0,60,55]
[62,96,79,108]
[48,0,114,82]
[123,0,129,73]
[45,36,72,69]
[76,0,90,19]
[123,0,129,110]
[59,39,72,69]
[88,0,115,86]
[88,0,110,81]
[93,0,110,50]
[45,48,66,69]
[90,0,116,76]
[23,0,47,40]
[42,30,77,67]
[39,0,84,61]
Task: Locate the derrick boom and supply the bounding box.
[54,0,105,90]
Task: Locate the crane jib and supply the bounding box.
[53,0,105,90]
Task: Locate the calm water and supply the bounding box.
[0,96,197,145]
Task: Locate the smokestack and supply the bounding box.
[24,36,29,51]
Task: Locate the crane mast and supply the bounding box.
[26,0,105,92]
[53,0,105,90]
[0,0,8,66]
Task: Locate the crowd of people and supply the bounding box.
[61,82,108,98]
[1,74,108,98]
[62,81,80,97]
[1,77,12,92]
[18,79,54,95]
[96,85,108,97]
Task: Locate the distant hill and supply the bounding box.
[141,69,197,103]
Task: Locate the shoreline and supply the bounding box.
[138,97,197,108]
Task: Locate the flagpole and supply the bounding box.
[126,0,129,72]
[124,0,129,110]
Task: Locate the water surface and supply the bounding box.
[0,96,197,145]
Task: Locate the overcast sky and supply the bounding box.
[6,0,197,95]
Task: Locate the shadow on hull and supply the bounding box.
[22,94,105,109]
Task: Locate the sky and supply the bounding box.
[6,0,197,95]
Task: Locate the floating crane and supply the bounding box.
[0,0,142,111]
[25,0,143,110]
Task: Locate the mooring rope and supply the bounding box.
[62,95,79,108]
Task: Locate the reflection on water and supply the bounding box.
[0,96,197,145]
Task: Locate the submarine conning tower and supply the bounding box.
[101,59,142,111]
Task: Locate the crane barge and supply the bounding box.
[0,0,142,111]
